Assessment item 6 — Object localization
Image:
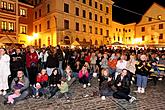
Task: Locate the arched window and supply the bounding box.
[64,36,70,44]
[76,38,79,42]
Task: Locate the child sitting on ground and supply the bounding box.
[36,69,48,87]
[57,77,70,101]
[7,81,24,104]
[31,83,44,98]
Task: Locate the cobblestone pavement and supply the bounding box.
[0,78,165,110]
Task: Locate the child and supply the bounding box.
[31,83,44,98]
[78,66,90,88]
[57,77,70,101]
[36,69,48,87]
[7,82,24,104]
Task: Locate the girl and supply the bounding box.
[36,69,48,87]
[78,66,90,88]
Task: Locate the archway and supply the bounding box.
[76,38,79,42]
[64,36,70,44]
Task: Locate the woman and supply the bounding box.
[108,53,118,76]
[99,68,113,100]
[48,68,61,99]
[135,54,151,93]
[126,55,137,75]
[113,69,136,103]
[63,65,76,87]
[0,48,11,95]
[78,66,90,88]
[26,47,38,85]
[36,69,48,87]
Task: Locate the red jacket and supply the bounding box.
[36,73,48,83]
[85,55,91,63]
[26,52,38,68]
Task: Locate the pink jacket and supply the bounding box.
[78,70,89,78]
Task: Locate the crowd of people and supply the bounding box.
[0,45,164,105]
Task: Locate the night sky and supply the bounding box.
[113,0,165,24]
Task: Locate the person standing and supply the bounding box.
[0,48,11,95]
[26,47,38,85]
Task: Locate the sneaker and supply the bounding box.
[141,88,145,93]
[101,96,106,100]
[129,96,136,103]
[3,91,6,96]
[83,84,87,88]
[87,83,91,87]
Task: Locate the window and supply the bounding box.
[157,15,162,20]
[64,20,69,29]
[119,29,121,32]
[100,28,103,35]
[106,18,109,25]
[47,4,50,13]
[95,27,98,34]
[106,7,109,13]
[141,27,145,32]
[83,24,86,32]
[89,0,92,6]
[35,12,37,19]
[64,3,69,13]
[159,24,163,29]
[159,33,163,39]
[39,24,41,32]
[47,20,50,29]
[83,10,86,18]
[1,1,7,9]
[39,9,41,17]
[95,2,97,8]
[82,0,86,4]
[100,4,103,11]
[89,12,92,20]
[76,22,79,31]
[106,30,109,37]
[116,28,118,31]
[100,16,103,23]
[129,37,131,41]
[148,17,152,21]
[75,7,79,16]
[151,35,154,40]
[95,14,97,21]
[89,26,92,33]
[20,9,26,16]
[118,37,120,41]
[1,21,7,30]
[9,22,14,31]
[142,36,145,41]
[20,26,26,34]
[114,36,115,41]
[8,3,14,11]
[35,25,37,33]
[129,29,131,32]
[151,25,155,30]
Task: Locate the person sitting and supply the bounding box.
[78,66,90,88]
[63,65,76,87]
[113,69,136,103]
[99,68,114,100]
[48,68,61,99]
[4,70,30,105]
[36,69,48,87]
[31,83,44,98]
[57,77,70,101]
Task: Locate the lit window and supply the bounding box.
[1,1,7,9]
[157,15,162,20]
[9,22,14,31]
[1,21,7,30]
[20,8,26,16]
[8,3,14,11]
[20,25,27,34]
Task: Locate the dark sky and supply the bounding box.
[112,0,165,24]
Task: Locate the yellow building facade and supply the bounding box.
[135,3,165,47]
[33,0,114,47]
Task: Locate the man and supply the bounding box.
[4,70,30,105]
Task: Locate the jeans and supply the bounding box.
[59,61,64,76]
[136,74,148,88]
[48,86,59,99]
[79,75,89,84]
[113,88,131,101]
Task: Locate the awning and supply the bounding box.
[71,41,80,46]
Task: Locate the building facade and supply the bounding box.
[32,0,113,47]
[0,0,33,45]
[135,3,165,47]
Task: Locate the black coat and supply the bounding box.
[49,73,61,85]
[46,54,59,68]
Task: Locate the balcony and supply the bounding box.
[0,29,16,35]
